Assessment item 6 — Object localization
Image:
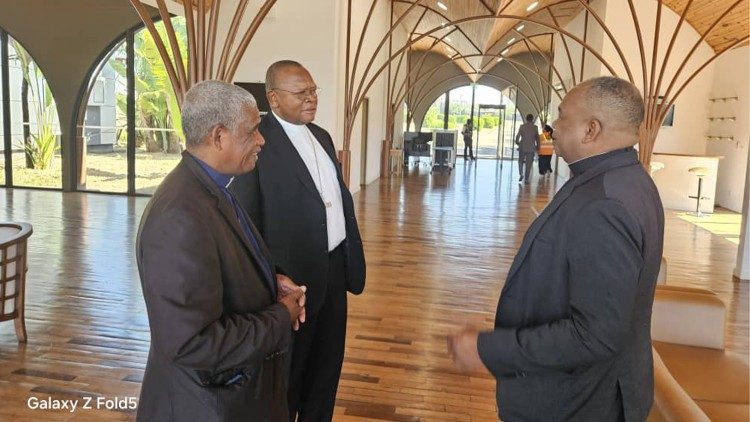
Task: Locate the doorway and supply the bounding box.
[474,104,505,158]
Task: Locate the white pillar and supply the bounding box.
[734,145,750,281]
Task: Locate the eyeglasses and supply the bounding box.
[271,87,321,100]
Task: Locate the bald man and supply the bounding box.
[449,77,664,421]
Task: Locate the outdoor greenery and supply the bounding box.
[12,40,59,170]
[111,17,187,154]
[421,90,517,131]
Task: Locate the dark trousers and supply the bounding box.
[287,245,348,422]
[463,139,474,159]
[538,154,552,174]
[518,151,534,180]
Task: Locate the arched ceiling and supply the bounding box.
[394,0,749,78]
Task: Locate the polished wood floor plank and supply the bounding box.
[1,159,747,421]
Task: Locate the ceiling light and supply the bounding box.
[497,57,503,62]
[517,24,525,31]
[507,37,515,44]
[441,22,446,27]
[502,48,510,55]
[437,1,448,11]
[527,1,539,12]
[445,36,452,42]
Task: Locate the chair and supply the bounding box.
[0,222,33,342]
[648,285,749,421]
[687,167,711,216]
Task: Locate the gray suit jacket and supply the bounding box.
[136,153,291,421]
[478,148,664,421]
[515,122,539,153]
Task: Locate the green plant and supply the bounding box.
[23,124,57,170]
[11,39,59,170]
[112,17,187,153]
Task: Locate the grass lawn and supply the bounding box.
[2,148,181,194]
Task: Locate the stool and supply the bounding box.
[688,167,711,216]
[0,222,33,342]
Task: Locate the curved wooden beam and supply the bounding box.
[182,0,197,85]
[344,0,430,151]
[506,31,570,94]
[401,53,561,113]
[197,0,205,81]
[225,0,278,81]
[547,9,576,88]
[349,0,380,105]
[410,73,541,126]
[393,0,485,54]
[351,0,467,111]
[657,0,744,122]
[206,0,221,78]
[626,0,648,102]
[351,12,620,130]
[515,29,546,100]
[389,7,428,103]
[658,35,749,129]
[647,0,663,112]
[649,0,695,127]
[155,0,187,95]
[128,0,183,103]
[572,0,634,82]
[216,0,249,80]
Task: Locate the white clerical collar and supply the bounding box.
[273,111,307,131]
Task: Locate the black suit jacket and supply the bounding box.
[232,113,366,315]
[477,148,664,421]
[136,153,291,421]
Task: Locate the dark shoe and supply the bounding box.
[519,175,523,182]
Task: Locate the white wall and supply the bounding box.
[343,0,394,189]
[601,0,715,156]
[705,46,749,213]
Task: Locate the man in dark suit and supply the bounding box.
[449,77,664,421]
[232,61,366,422]
[136,80,306,421]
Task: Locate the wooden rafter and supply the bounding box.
[128,0,278,106]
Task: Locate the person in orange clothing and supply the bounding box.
[538,124,554,176]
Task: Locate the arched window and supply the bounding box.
[0,30,62,189]
[79,17,186,195]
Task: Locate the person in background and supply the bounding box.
[462,118,475,160]
[538,124,554,176]
[515,114,539,184]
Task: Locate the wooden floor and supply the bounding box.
[0,158,747,421]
